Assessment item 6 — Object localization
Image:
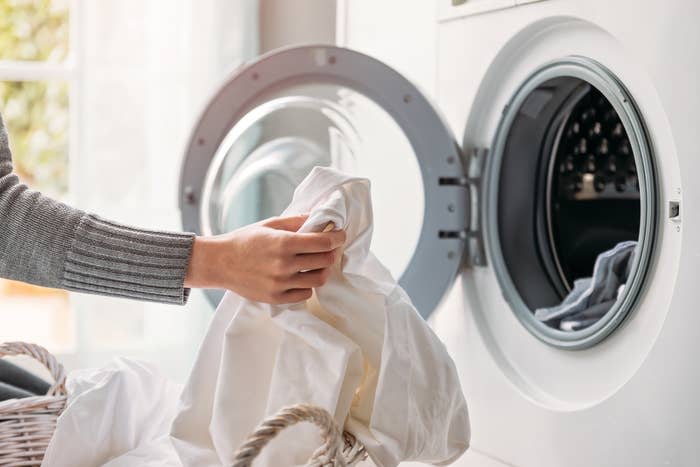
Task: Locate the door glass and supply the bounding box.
[487,60,656,348]
[201,83,425,280]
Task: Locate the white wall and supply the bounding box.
[338,0,438,97]
[259,0,336,51]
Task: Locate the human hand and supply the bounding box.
[184,215,346,304]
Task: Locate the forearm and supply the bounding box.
[0,117,195,304]
[63,214,195,304]
[0,179,195,304]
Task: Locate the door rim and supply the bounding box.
[484,56,658,350]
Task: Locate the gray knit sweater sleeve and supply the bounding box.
[0,114,195,304]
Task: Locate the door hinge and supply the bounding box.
[438,147,487,266]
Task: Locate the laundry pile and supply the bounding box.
[42,167,470,467]
[535,240,637,331]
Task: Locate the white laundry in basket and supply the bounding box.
[170,166,470,467]
[42,358,183,467]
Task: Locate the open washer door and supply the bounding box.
[180,45,471,319]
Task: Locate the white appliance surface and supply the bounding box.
[342,0,693,466]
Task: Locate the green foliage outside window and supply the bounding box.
[0,0,70,197]
[0,0,69,62]
[0,81,69,196]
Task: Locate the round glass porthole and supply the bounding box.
[199,83,425,281]
[180,46,468,314]
[485,57,657,349]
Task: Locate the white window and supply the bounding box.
[0,0,78,355]
[0,0,258,381]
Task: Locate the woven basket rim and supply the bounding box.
[0,341,68,414]
[0,342,67,467]
[0,394,68,414]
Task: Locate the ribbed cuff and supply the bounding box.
[62,214,195,305]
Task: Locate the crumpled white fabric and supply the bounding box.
[171,166,470,466]
[42,358,182,467]
[41,166,469,467]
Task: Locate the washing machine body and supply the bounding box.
[430,0,696,465]
[179,1,697,465]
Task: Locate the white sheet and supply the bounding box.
[42,359,182,466]
[171,167,469,466]
[43,166,470,467]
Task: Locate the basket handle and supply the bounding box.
[0,342,67,397]
[231,404,348,467]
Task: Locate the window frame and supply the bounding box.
[0,0,82,353]
[0,0,82,205]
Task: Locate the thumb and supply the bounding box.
[263,214,309,232]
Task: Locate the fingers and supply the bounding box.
[287,230,347,253]
[294,250,338,271]
[263,214,309,232]
[289,269,331,289]
[277,288,313,303]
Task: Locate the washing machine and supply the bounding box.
[179,0,696,465]
[428,0,694,465]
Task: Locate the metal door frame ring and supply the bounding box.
[179,45,468,317]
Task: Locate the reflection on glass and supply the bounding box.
[202,84,425,280]
[0,0,70,62]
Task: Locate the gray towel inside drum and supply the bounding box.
[535,241,637,331]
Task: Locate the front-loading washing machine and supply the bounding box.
[431,0,692,466]
[179,1,695,465]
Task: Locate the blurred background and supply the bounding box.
[0,0,339,381]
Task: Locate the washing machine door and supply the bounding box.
[180,45,469,319]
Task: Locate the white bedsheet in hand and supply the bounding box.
[43,167,470,467]
[171,167,470,467]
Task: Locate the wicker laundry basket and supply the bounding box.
[232,404,368,467]
[0,342,366,467]
[0,342,67,467]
